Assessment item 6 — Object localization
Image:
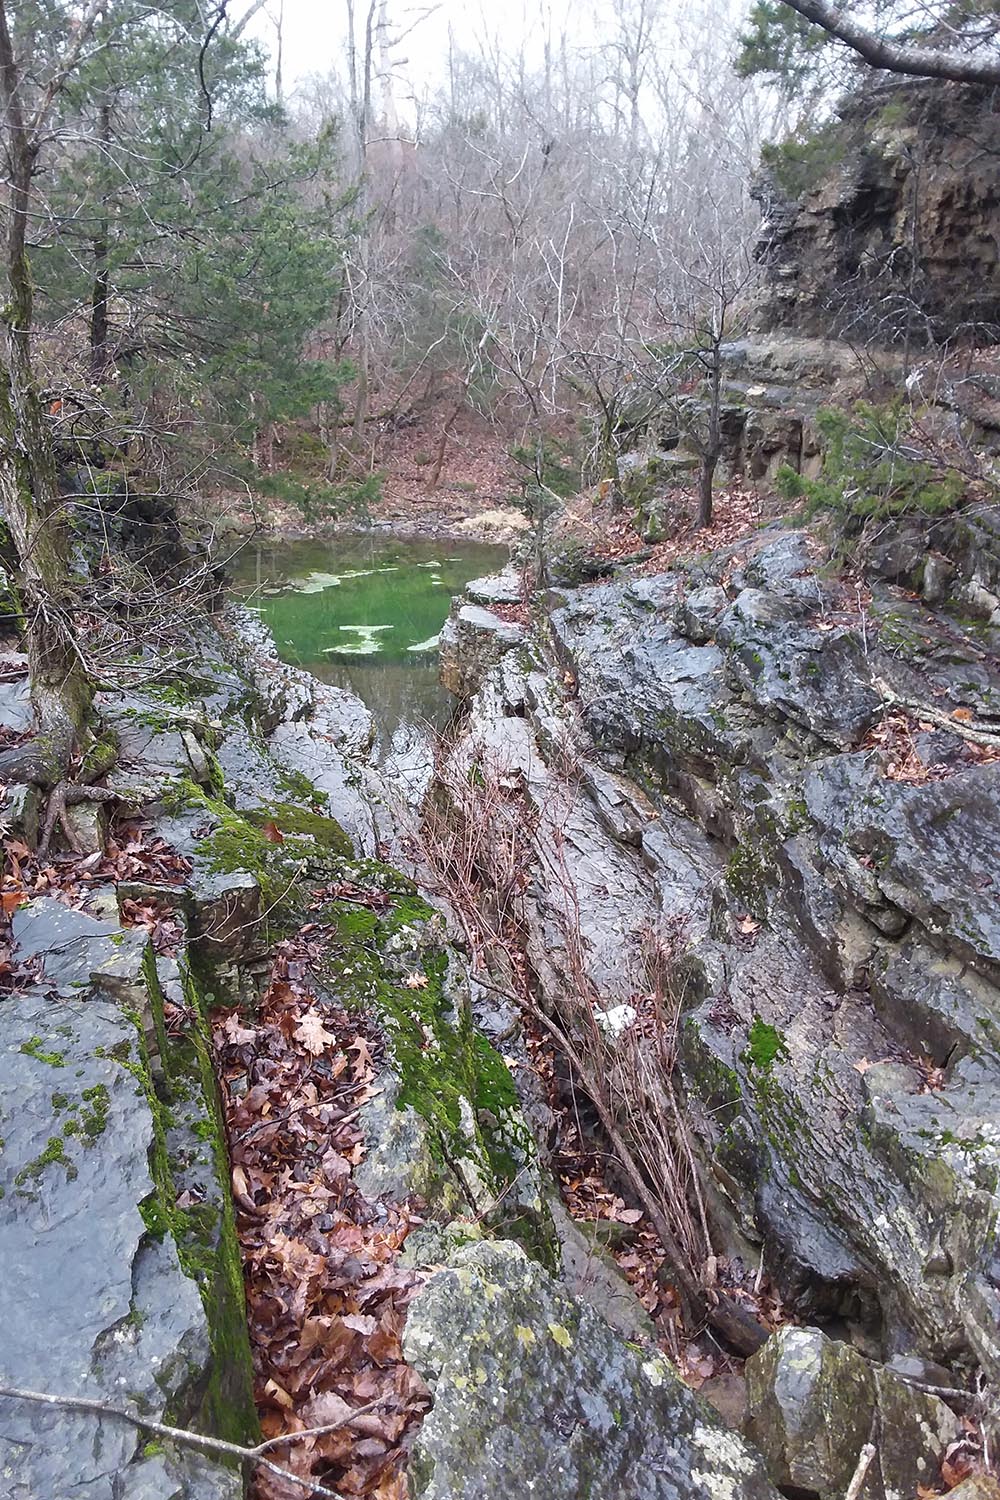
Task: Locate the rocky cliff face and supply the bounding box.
[436,517,1000,1405]
[754,79,1000,345]
[1,591,793,1499]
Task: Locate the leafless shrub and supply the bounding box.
[416,732,762,1350]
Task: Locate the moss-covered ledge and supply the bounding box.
[125,946,258,1445]
[315,886,558,1269]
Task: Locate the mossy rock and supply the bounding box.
[321,891,558,1268]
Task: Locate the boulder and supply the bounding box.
[745,1326,960,1500]
[2,780,41,845]
[403,1238,779,1500]
[0,669,32,731]
[189,869,263,963]
[439,605,526,701]
[804,755,1000,977]
[717,588,881,749]
[0,987,252,1498]
[467,569,523,608]
[677,585,729,645]
[12,898,152,1009]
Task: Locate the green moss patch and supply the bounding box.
[323,890,556,1266]
[245,801,352,856]
[104,958,257,1446]
[164,776,353,941]
[19,1035,67,1067]
[744,1017,790,1073]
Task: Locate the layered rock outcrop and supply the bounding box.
[436,520,1000,1392]
[754,79,1000,344]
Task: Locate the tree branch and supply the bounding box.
[0,1383,390,1500]
[777,0,1000,83]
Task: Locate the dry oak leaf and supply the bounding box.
[294,1008,339,1056]
[348,1034,374,1072]
[404,971,428,990]
[222,1012,257,1045]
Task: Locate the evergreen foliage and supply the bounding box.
[777,402,966,522]
[21,0,362,510]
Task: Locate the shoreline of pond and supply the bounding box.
[227,531,508,750]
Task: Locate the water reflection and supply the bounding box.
[230,532,507,748]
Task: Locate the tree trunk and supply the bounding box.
[697,454,717,529]
[427,402,461,490]
[697,344,722,529]
[0,0,91,785]
[89,103,111,380]
[90,230,110,380]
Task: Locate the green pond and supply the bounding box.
[231,534,507,746]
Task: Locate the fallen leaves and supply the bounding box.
[567,480,769,585]
[862,710,1000,784]
[119,895,185,955]
[212,923,430,1500]
[0,817,192,994]
[294,1009,340,1056]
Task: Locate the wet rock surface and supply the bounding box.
[403,1239,779,1500]
[745,1326,959,1500]
[440,524,1000,1383]
[0,943,250,1497]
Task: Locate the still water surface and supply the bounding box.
[231,534,506,747]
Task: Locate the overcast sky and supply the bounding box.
[248,0,593,108]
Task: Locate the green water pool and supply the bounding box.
[230,533,507,745]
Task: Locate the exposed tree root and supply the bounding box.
[38,782,119,858]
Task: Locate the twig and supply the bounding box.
[875,675,1000,749]
[0,1383,386,1498]
[843,1442,876,1500]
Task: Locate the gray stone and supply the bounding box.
[548,1195,657,1345]
[677,585,729,644]
[582,764,658,847]
[404,1239,778,1500]
[118,1452,241,1500]
[215,721,294,814]
[439,605,526,701]
[745,1326,960,1500]
[12,897,151,1004]
[64,798,109,854]
[737,534,819,609]
[98,693,216,786]
[223,602,314,728]
[355,1069,470,1218]
[189,869,262,962]
[0,992,241,1499]
[267,718,379,854]
[425,528,1000,1385]
[804,754,1000,975]
[0,671,32,731]
[466,569,523,608]
[2,780,40,845]
[718,589,881,749]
